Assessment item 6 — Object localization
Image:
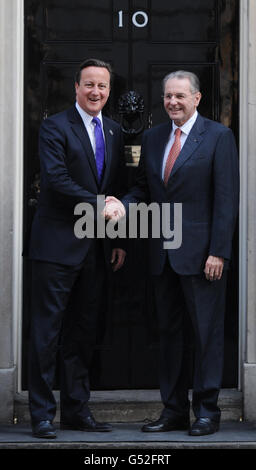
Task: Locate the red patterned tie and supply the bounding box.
[163,128,182,185]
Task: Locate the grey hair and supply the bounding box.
[162,70,200,93]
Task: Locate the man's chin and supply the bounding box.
[86,107,101,116]
[169,112,182,121]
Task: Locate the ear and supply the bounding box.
[195,92,202,107]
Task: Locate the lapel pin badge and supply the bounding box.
[109,129,114,135]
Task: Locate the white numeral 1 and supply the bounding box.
[118,10,123,28]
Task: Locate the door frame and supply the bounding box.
[11,0,24,393]
[14,0,247,392]
[239,0,248,390]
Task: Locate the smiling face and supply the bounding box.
[75,66,111,116]
[163,77,201,126]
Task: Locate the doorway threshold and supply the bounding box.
[14,389,242,424]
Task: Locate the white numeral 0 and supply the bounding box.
[118,10,148,28]
[132,11,148,28]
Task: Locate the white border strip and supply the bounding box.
[13,0,24,393]
[239,0,248,390]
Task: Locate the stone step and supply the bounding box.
[1,421,256,450]
[14,389,242,424]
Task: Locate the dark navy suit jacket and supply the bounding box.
[29,105,125,266]
[122,114,239,275]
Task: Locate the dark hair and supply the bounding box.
[75,58,113,84]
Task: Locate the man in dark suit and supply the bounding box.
[105,70,239,436]
[28,58,126,438]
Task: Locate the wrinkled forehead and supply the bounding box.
[164,77,192,94]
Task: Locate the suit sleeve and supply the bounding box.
[209,128,239,259]
[39,118,98,208]
[109,128,128,199]
[106,126,128,252]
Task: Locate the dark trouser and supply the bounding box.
[153,261,227,423]
[28,242,106,424]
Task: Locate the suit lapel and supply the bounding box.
[170,114,206,178]
[68,106,99,184]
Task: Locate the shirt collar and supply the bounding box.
[172,110,198,135]
[75,102,103,126]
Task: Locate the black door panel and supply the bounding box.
[23,0,239,389]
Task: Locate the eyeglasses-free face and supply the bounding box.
[75,66,111,117]
[163,77,201,126]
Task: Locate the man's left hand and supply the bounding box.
[204,255,224,281]
[111,248,126,272]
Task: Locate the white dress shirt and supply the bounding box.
[162,110,198,179]
[75,102,104,154]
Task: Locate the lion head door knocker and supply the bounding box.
[118,91,145,135]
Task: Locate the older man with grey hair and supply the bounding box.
[105,70,239,436]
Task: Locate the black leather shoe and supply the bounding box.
[60,415,112,432]
[189,417,219,436]
[32,420,56,439]
[141,416,189,432]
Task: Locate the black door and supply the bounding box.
[23,0,239,389]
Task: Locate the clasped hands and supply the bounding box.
[102,196,126,222]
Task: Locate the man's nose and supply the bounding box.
[170,95,178,104]
[91,85,100,94]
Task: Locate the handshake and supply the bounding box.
[102,196,126,222]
